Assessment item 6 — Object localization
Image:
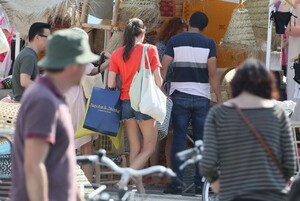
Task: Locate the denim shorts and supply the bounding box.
[121,100,152,121]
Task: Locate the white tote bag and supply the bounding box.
[129,45,148,111]
[139,47,167,124]
[0,29,9,54]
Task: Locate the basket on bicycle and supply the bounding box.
[0,136,12,178]
[0,102,19,199]
[0,135,13,200]
[0,102,20,129]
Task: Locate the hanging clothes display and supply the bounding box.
[0,8,13,78]
[283,1,300,100]
[292,57,300,85]
[270,9,295,34]
[0,48,12,78]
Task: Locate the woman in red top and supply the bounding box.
[108,18,162,193]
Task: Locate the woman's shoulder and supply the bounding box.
[208,104,230,116]
[146,43,157,49]
[112,46,125,56]
[141,44,159,56]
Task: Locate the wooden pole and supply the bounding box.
[71,3,76,26]
[112,0,121,30]
[81,22,111,30]
[15,31,20,59]
[266,0,273,70]
[80,0,90,24]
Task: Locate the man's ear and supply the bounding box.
[35,34,41,41]
[67,64,77,73]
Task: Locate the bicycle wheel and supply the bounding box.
[202,178,219,201]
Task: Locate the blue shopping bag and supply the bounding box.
[83,87,121,137]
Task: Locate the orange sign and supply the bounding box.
[183,0,238,44]
[182,0,250,68]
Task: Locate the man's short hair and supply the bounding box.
[189,11,208,31]
[28,22,51,42]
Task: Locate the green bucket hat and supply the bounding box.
[38,29,99,69]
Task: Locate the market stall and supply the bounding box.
[0,0,284,188]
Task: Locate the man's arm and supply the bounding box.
[20,73,34,88]
[160,55,173,80]
[24,138,50,201]
[19,55,37,88]
[208,57,222,104]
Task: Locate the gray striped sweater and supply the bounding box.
[200,104,296,201]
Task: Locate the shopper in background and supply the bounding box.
[10,29,99,201]
[65,27,110,182]
[151,17,187,167]
[162,11,222,194]
[108,18,162,193]
[201,58,296,201]
[11,22,51,101]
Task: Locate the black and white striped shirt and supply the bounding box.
[200,104,296,201]
[164,32,216,99]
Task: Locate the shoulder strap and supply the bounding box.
[233,104,285,177]
[137,44,149,72]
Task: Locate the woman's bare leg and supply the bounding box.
[129,119,157,193]
[150,140,160,166]
[124,120,142,166]
[130,119,157,169]
[123,120,144,192]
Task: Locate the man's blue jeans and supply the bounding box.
[171,90,210,186]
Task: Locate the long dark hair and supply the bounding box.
[155,17,186,44]
[123,18,145,61]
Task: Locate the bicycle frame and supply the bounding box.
[77,149,177,201]
[175,140,218,201]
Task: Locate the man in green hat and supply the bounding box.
[10,29,99,201]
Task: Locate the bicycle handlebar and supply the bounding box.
[176,140,204,170]
[76,155,98,164]
[176,147,199,162]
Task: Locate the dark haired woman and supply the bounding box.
[155,17,187,69]
[150,17,187,167]
[108,18,162,193]
[200,58,296,201]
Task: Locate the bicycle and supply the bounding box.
[175,140,219,201]
[0,129,14,201]
[77,149,178,201]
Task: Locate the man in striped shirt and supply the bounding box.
[161,11,222,194]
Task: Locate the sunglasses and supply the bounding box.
[38,34,49,38]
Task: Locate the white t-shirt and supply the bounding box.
[65,63,98,149]
[84,63,94,75]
